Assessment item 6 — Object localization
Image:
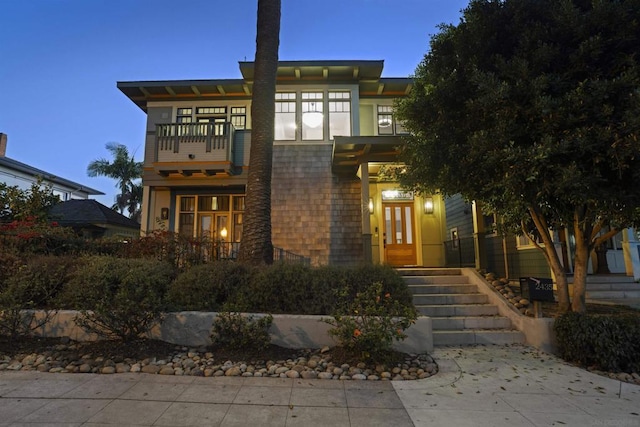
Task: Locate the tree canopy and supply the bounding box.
[0,180,60,223]
[396,0,640,312]
[87,142,143,222]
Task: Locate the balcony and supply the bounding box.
[153,123,235,177]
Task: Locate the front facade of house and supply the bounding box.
[118,60,446,266]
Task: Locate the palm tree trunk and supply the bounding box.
[238,0,281,265]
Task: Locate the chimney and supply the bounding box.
[0,133,6,157]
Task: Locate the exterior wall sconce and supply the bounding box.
[368,198,374,214]
[160,208,169,220]
[188,154,195,159]
[424,197,434,214]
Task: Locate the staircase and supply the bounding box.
[398,268,525,346]
[584,275,640,309]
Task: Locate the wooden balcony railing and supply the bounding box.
[152,123,236,176]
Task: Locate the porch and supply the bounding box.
[153,122,236,176]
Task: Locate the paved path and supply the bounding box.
[1,344,638,426]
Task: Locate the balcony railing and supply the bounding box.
[155,122,235,164]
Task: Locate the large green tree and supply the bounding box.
[238,0,281,265]
[396,0,640,313]
[87,142,143,222]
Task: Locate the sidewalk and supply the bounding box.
[1,344,638,426]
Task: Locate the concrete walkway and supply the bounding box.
[1,344,638,426]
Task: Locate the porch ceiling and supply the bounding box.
[332,135,403,177]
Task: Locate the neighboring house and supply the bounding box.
[48,199,140,239]
[0,133,103,201]
[118,60,446,266]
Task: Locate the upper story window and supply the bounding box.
[301,92,324,140]
[231,107,247,130]
[275,93,296,141]
[377,105,408,135]
[176,108,192,123]
[329,91,351,140]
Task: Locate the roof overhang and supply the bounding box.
[332,135,405,177]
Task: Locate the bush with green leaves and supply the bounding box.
[210,310,273,352]
[0,255,76,339]
[554,311,640,373]
[60,256,176,341]
[325,281,418,363]
[166,261,253,311]
[244,262,335,314]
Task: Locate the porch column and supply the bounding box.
[360,161,373,263]
[471,201,487,270]
[622,228,640,280]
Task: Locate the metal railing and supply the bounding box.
[443,237,476,268]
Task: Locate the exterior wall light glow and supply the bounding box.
[424,197,434,214]
[220,227,228,240]
[368,198,374,214]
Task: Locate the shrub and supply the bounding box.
[339,264,413,310]
[166,261,253,311]
[60,256,176,341]
[210,310,273,352]
[325,281,418,363]
[554,311,640,373]
[244,262,332,314]
[0,255,75,339]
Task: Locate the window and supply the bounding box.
[329,91,351,140]
[302,92,324,140]
[196,107,226,115]
[377,105,394,135]
[176,108,192,123]
[275,93,296,140]
[231,107,246,130]
[377,105,408,135]
[177,195,244,240]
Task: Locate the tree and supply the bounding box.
[0,180,60,223]
[87,142,143,222]
[237,0,281,265]
[396,0,640,313]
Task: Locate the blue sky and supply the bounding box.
[0,0,468,207]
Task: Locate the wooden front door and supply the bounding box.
[383,203,417,266]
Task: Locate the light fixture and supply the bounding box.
[368,198,374,214]
[302,102,323,128]
[424,197,434,214]
[219,227,228,240]
[378,117,392,127]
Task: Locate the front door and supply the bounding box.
[383,203,417,266]
[199,213,229,258]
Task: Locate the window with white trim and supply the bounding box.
[329,91,351,140]
[301,92,324,140]
[275,93,296,140]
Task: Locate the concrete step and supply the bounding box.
[416,304,499,317]
[397,268,462,276]
[582,275,636,284]
[408,284,479,295]
[433,330,525,346]
[413,293,488,305]
[586,283,640,292]
[403,275,470,285]
[586,290,640,299]
[431,316,513,331]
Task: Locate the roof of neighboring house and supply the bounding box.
[0,156,103,195]
[49,199,140,229]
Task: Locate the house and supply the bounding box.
[48,199,140,239]
[118,60,446,266]
[0,133,103,201]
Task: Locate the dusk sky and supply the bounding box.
[1,0,469,207]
